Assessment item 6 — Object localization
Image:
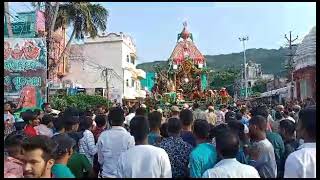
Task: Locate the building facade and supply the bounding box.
[241,60,263,88]
[64,32,146,103]
[293,26,316,101]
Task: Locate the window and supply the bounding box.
[127,55,130,63]
[126,79,129,87]
[131,56,135,65]
[131,79,135,87]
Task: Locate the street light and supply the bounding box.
[239,36,249,99]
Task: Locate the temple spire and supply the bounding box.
[181,21,190,40]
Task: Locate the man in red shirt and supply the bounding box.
[22,111,40,137]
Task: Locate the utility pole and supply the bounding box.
[239,36,249,99]
[105,68,109,108]
[104,68,113,108]
[285,31,298,101]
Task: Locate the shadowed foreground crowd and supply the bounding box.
[4,101,316,178]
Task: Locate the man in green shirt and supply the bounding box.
[67,152,95,178]
[147,111,162,146]
[266,130,285,177]
[189,119,217,178]
[51,134,76,178]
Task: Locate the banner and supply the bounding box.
[4,38,47,108]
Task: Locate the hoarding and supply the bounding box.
[4,38,47,108]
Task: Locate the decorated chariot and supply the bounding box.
[147,22,232,109]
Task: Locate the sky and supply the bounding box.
[9,2,316,63]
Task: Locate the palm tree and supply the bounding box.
[31,2,42,10]
[50,2,108,70]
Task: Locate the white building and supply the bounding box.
[292,26,316,101]
[64,32,146,103]
[241,60,262,88]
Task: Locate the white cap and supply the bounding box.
[141,104,147,108]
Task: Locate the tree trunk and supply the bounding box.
[50,28,76,70]
[4,2,13,37]
[50,2,60,34]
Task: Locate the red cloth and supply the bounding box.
[24,125,38,137]
[92,127,105,143]
[4,156,24,178]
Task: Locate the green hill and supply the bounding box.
[137,47,295,76]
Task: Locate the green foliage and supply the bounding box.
[50,93,111,111]
[210,68,240,89]
[251,78,268,93]
[54,2,109,39]
[137,47,297,75]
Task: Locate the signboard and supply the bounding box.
[109,88,122,103]
[4,38,47,108]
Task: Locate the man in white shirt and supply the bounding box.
[215,105,228,124]
[116,116,172,178]
[284,106,316,178]
[124,107,135,126]
[248,115,277,178]
[97,107,135,178]
[202,130,260,178]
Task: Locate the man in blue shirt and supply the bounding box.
[236,112,249,127]
[159,118,193,178]
[189,119,217,178]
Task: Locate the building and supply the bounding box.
[293,26,316,101]
[241,60,263,88]
[4,11,43,38]
[49,26,69,86]
[64,32,146,103]
[140,72,155,92]
[266,76,288,92]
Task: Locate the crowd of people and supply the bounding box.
[4,100,316,178]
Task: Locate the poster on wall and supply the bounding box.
[109,88,122,103]
[4,38,47,108]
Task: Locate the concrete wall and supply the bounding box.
[64,33,144,100]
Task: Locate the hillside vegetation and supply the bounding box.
[137,47,295,76]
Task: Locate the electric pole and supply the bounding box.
[104,68,113,108]
[239,36,249,99]
[105,68,109,108]
[285,31,298,101]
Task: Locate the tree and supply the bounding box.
[210,68,240,90]
[251,78,267,93]
[51,2,109,71]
